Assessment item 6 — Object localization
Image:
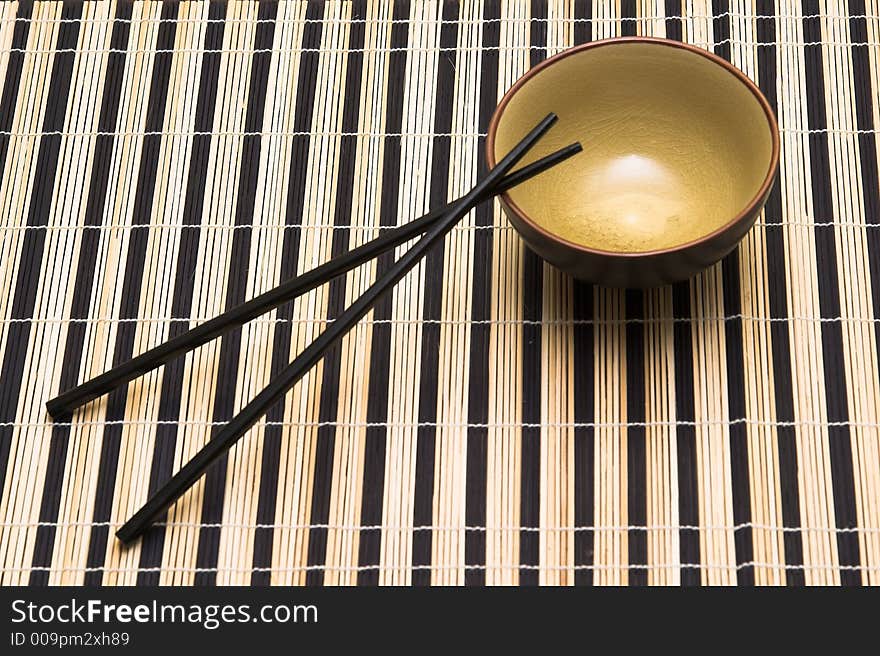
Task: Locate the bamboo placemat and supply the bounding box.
[0,0,878,586]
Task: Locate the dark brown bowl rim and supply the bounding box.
[485,36,781,259]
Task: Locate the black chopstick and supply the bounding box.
[45,142,581,420]
[117,113,573,544]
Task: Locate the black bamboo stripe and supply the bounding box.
[0,0,31,188]
[802,0,861,587]
[711,0,754,586]
[672,283,700,586]
[574,0,591,44]
[664,0,682,42]
[756,0,804,586]
[621,0,637,37]
[619,0,647,587]
[134,1,227,586]
[463,0,502,588]
[356,0,410,586]
[411,0,459,587]
[0,0,34,562]
[518,0,546,588]
[0,0,33,501]
[663,1,701,587]
[192,1,279,586]
[9,3,84,586]
[302,0,365,587]
[573,282,594,586]
[848,3,880,419]
[625,288,647,586]
[572,0,594,589]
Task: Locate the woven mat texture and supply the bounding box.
[1,0,880,586]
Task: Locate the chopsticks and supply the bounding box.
[99,112,572,543]
[45,141,580,420]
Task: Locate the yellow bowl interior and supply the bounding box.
[492,41,775,253]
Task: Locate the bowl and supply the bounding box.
[486,37,780,288]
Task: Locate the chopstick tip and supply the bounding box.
[45,399,72,422]
[115,523,142,546]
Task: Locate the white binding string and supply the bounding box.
[0,221,876,231]
[1,315,879,325]
[0,521,872,533]
[3,419,879,429]
[8,562,878,574]
[0,127,874,136]
[0,40,877,55]
[2,13,879,25]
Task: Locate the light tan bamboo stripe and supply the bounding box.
[382,0,434,585]
[777,4,836,586]
[732,0,785,586]
[2,0,880,586]
[430,0,479,586]
[486,0,526,586]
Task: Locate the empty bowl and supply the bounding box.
[486,37,780,287]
